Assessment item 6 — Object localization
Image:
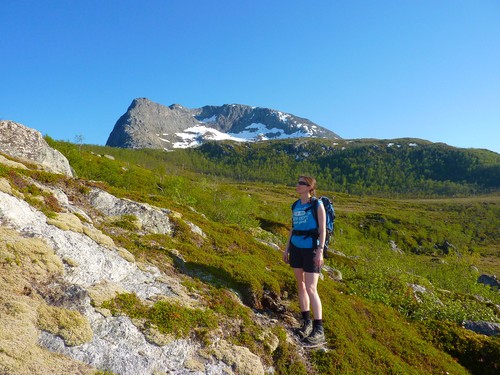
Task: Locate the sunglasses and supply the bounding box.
[297,181,310,186]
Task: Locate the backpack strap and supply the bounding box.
[309,197,319,228]
[291,199,300,211]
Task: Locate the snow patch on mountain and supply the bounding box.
[229,123,314,140]
[170,120,321,149]
[276,111,290,122]
[172,126,247,149]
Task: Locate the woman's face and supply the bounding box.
[296,178,311,193]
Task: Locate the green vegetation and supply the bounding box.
[101,293,217,338]
[37,137,500,374]
[46,136,500,198]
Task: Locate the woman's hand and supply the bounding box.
[314,248,324,268]
[282,249,290,263]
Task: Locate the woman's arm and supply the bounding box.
[283,228,293,263]
[315,201,327,266]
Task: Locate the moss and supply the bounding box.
[209,339,265,375]
[2,139,496,374]
[0,229,94,374]
[47,212,84,232]
[87,281,127,307]
[37,304,93,346]
[420,320,500,375]
[101,293,217,339]
[0,228,63,276]
[82,226,116,248]
[272,327,308,375]
[108,214,140,231]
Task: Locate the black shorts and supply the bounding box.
[289,242,321,273]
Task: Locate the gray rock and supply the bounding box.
[323,265,343,281]
[87,188,173,235]
[0,120,73,177]
[478,274,500,289]
[106,98,341,149]
[463,320,500,336]
[389,240,404,254]
[408,283,444,306]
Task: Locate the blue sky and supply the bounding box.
[1,0,499,153]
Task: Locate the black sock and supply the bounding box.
[301,311,311,321]
[313,319,323,328]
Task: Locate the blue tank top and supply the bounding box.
[291,199,323,249]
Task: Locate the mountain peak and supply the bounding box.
[106,98,341,149]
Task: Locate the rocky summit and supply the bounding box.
[106,98,341,149]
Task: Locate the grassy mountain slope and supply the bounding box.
[32,139,500,374]
[65,137,500,196]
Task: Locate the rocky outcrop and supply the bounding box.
[478,274,500,289]
[87,188,173,235]
[106,98,340,149]
[0,154,267,374]
[0,120,73,177]
[463,321,500,336]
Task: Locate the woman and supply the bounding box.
[283,175,326,346]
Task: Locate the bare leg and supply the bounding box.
[304,272,322,319]
[293,268,310,312]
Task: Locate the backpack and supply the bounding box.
[292,196,336,258]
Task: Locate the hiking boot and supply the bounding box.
[295,319,313,340]
[302,326,325,347]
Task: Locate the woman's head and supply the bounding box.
[297,175,317,196]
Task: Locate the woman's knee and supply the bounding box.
[305,285,318,296]
[296,281,307,292]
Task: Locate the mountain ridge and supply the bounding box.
[106,98,340,149]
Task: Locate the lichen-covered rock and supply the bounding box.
[210,339,265,375]
[87,188,173,235]
[0,191,233,374]
[0,120,73,177]
[0,228,94,375]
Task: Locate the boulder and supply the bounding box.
[87,188,173,235]
[463,320,500,336]
[478,274,500,289]
[0,120,73,177]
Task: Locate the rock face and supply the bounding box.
[0,120,73,177]
[106,98,340,149]
[87,188,173,235]
[463,321,500,336]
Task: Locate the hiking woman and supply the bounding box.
[282,175,326,346]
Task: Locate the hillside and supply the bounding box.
[82,137,500,198]
[0,124,499,374]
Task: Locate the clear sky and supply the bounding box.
[1,0,499,153]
